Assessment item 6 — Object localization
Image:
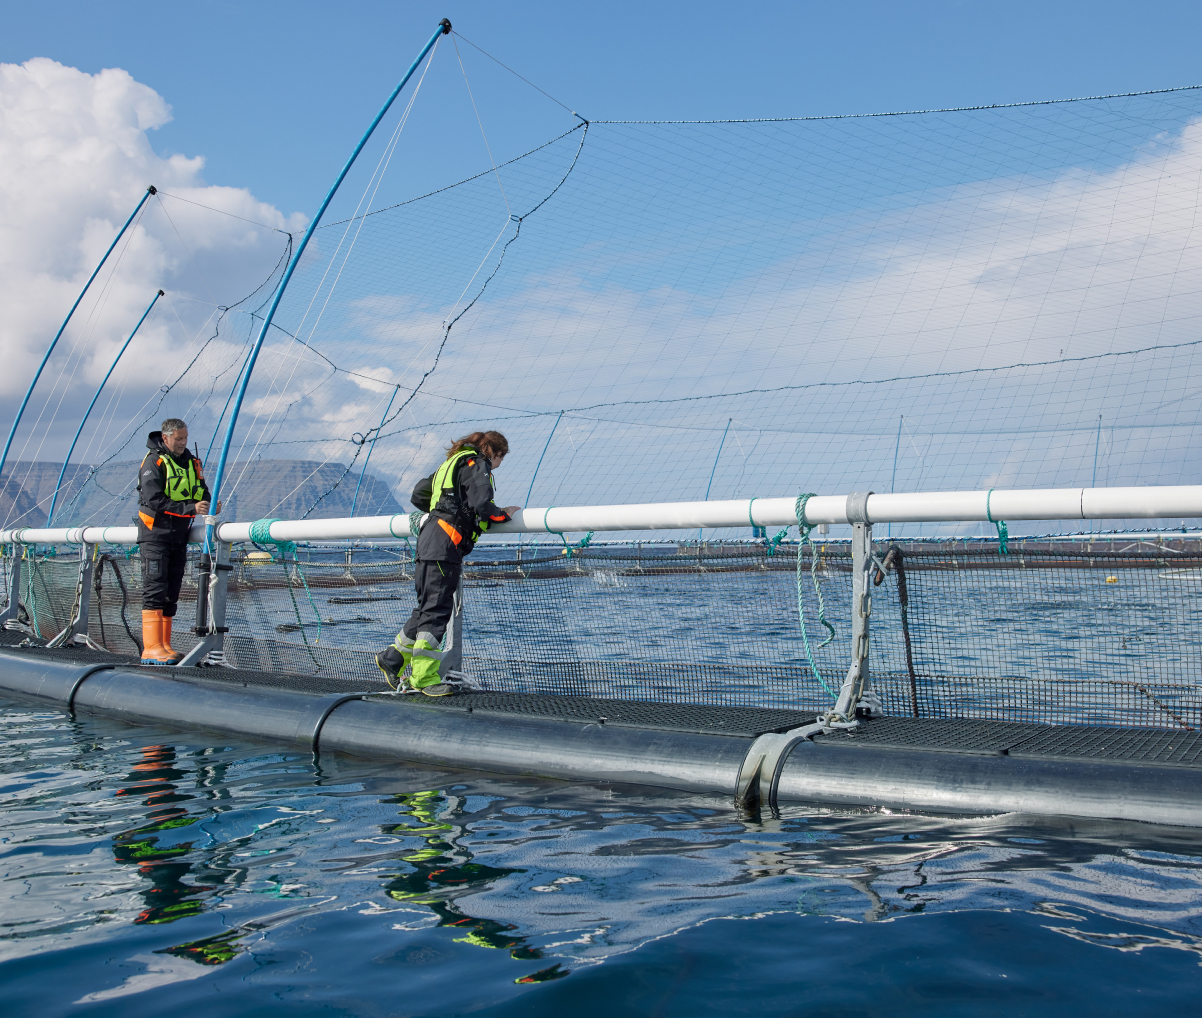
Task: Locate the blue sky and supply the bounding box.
[6,1,1202,218]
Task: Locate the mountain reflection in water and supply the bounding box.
[1,697,1200,1012]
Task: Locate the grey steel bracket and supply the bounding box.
[177,540,232,667]
[0,545,23,626]
[439,574,464,679]
[845,490,873,525]
[46,544,95,649]
[736,722,824,809]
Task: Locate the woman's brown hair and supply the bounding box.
[446,431,508,462]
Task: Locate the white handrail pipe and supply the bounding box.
[3,485,1201,546]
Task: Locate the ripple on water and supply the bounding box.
[1,696,1200,1014]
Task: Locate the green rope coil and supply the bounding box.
[985,489,1009,556]
[794,493,836,697]
[543,506,593,558]
[249,518,323,662]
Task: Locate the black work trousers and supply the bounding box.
[141,542,188,617]
[402,560,462,644]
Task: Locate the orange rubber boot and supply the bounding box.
[161,615,184,664]
[141,610,174,665]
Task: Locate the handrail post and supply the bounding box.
[826,492,882,726]
[0,544,23,625]
[46,541,94,649]
[177,536,231,666]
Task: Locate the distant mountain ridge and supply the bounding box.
[0,460,406,528]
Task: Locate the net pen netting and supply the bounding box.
[15,83,1202,540]
[4,534,1199,731]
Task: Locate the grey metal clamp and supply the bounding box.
[736,722,824,809]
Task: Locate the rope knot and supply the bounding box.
[543,506,593,558]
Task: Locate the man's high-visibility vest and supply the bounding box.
[161,454,205,503]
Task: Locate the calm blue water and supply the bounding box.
[3,694,1201,1016]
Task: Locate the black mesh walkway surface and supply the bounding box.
[813,717,1202,767]
[392,691,815,738]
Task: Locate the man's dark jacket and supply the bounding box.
[136,431,210,545]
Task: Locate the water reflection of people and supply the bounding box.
[111,744,209,925]
[382,788,547,964]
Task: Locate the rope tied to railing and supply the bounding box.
[794,492,836,696]
[985,489,1009,556]
[749,497,791,556]
[542,506,593,558]
[249,518,323,662]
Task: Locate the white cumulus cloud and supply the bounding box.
[0,57,305,467]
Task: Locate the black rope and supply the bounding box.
[95,553,140,653]
[297,124,591,521]
[875,546,917,717]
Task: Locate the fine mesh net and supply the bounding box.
[6,70,1202,732]
[4,535,1199,731]
[7,83,1202,539]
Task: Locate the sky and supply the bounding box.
[7,1,1202,218]
[3,1,1202,531]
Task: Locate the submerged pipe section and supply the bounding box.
[5,484,1202,547]
[0,651,1198,827]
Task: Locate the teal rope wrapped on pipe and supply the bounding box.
[985,489,1010,556]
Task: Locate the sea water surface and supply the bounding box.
[2,695,1201,1015]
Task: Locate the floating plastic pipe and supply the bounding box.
[0,186,156,494]
[0,650,1197,826]
[203,19,452,555]
[46,289,164,526]
[5,484,1202,546]
[774,737,1202,828]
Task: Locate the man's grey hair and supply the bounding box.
[161,418,187,436]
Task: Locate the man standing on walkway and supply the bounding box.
[136,418,220,664]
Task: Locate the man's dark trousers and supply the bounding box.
[142,542,188,618]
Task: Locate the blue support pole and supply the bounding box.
[889,415,903,538]
[350,385,400,516]
[699,418,731,542]
[525,410,564,508]
[47,289,164,526]
[203,19,451,553]
[0,185,156,492]
[519,410,564,549]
